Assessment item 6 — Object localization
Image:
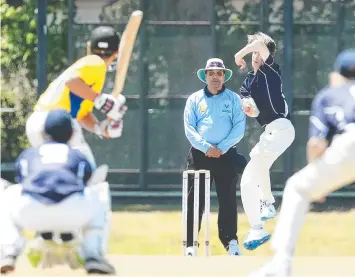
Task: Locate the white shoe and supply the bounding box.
[261,201,277,221]
[185,246,195,256]
[248,257,292,277]
[243,228,271,251]
[227,239,242,256]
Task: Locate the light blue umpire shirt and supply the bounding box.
[184,86,246,154]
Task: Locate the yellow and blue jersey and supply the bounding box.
[34,55,107,120]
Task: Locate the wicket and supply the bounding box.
[182,169,211,256]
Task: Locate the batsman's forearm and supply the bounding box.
[78,113,99,133]
[66,78,98,102]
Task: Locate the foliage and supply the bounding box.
[1,0,69,162]
[1,70,36,162]
[1,0,69,84]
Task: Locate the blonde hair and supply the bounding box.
[247,32,276,56]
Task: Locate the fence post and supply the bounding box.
[210,0,217,57]
[139,0,149,190]
[37,0,47,96]
[68,0,75,64]
[283,0,294,181]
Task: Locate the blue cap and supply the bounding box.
[44,109,73,143]
[333,49,355,79]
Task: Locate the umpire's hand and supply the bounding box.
[206,146,222,158]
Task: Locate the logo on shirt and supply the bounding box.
[199,103,207,113]
[222,102,232,114]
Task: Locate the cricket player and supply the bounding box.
[26,26,127,167]
[249,49,355,277]
[234,32,295,250]
[0,109,116,275]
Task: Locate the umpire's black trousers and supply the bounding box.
[186,146,247,249]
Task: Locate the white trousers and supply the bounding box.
[0,182,112,261]
[241,118,295,227]
[26,111,96,167]
[271,130,355,256]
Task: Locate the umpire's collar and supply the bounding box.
[204,85,226,97]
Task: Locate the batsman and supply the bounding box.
[26,25,128,167]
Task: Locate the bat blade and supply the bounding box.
[112,10,143,99]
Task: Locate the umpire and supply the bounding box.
[183,58,247,256]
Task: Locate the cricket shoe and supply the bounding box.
[243,228,271,251]
[185,246,195,256]
[84,258,116,275]
[247,256,292,277]
[0,255,16,274]
[260,201,277,221]
[227,239,242,256]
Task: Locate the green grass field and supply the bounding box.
[107,205,355,256]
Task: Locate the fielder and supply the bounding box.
[234,32,295,250]
[0,109,115,274]
[249,49,355,277]
[26,25,127,167]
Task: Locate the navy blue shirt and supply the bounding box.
[240,55,290,126]
[309,81,355,142]
[15,141,92,204]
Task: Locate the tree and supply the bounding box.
[1,0,69,162]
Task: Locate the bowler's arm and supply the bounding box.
[234,40,270,63]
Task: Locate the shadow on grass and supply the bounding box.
[112,197,355,212]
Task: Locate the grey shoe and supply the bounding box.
[227,239,242,256]
[85,258,116,275]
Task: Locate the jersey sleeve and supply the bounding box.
[309,94,330,139]
[74,55,107,119]
[75,55,107,94]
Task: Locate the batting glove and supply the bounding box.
[94,94,126,121]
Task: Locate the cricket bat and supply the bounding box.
[112,10,143,98]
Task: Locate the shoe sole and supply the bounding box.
[85,261,116,275]
[261,214,276,221]
[243,234,271,251]
[0,265,15,274]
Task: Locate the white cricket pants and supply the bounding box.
[0,182,112,261]
[241,118,295,227]
[271,129,355,256]
[26,111,96,167]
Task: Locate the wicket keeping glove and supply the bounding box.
[94,93,126,121]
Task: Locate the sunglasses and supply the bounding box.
[206,71,224,77]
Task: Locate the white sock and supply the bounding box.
[271,182,310,256]
[240,160,263,227]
